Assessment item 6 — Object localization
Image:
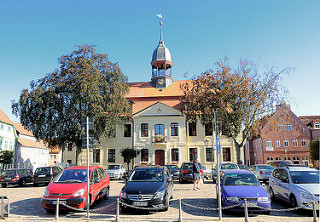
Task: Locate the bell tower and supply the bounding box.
[151,14,173,88]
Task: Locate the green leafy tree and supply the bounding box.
[0,151,13,165]
[12,45,131,163]
[309,139,319,161]
[120,147,140,171]
[181,58,291,164]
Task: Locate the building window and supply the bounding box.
[223,147,231,161]
[124,124,131,137]
[266,140,272,148]
[292,139,298,147]
[67,160,72,164]
[7,126,12,132]
[206,148,213,162]
[275,157,281,160]
[284,157,291,161]
[189,122,197,136]
[141,149,148,162]
[284,140,289,147]
[171,148,179,162]
[302,157,309,166]
[141,123,148,137]
[171,123,178,136]
[278,124,283,131]
[189,148,197,162]
[93,149,100,163]
[267,157,273,163]
[108,128,116,138]
[293,156,300,164]
[286,123,292,130]
[50,155,56,159]
[301,139,306,147]
[0,124,4,130]
[108,149,115,163]
[205,123,213,136]
[9,141,13,149]
[275,140,280,147]
[68,144,72,151]
[155,124,165,136]
[314,123,320,129]
[4,140,8,149]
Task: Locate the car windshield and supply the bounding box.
[53,169,89,183]
[221,164,238,170]
[129,169,164,182]
[108,165,120,170]
[257,165,274,170]
[239,165,248,169]
[2,170,16,176]
[35,167,50,174]
[223,173,260,186]
[290,171,320,184]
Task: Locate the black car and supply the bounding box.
[0,169,33,187]
[178,162,194,183]
[33,166,63,186]
[268,160,291,168]
[165,165,180,180]
[120,166,173,211]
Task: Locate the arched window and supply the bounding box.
[267,157,273,163]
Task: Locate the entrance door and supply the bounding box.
[155,150,165,166]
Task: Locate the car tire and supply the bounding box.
[264,210,271,215]
[103,187,110,200]
[269,187,276,200]
[1,183,7,188]
[179,178,183,183]
[19,179,26,187]
[163,195,169,211]
[212,179,216,184]
[290,195,297,208]
[84,196,92,210]
[33,183,38,187]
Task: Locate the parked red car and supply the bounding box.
[41,166,110,213]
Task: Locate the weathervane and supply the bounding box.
[156,12,163,42]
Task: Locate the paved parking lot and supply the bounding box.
[0,179,317,221]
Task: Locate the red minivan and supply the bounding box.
[41,166,110,213]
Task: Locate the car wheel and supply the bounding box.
[19,179,26,187]
[103,187,110,200]
[45,209,55,214]
[1,183,7,188]
[163,195,169,211]
[33,183,38,187]
[179,178,183,183]
[269,187,276,200]
[84,196,92,210]
[212,178,216,184]
[264,210,271,215]
[171,190,174,199]
[290,195,297,208]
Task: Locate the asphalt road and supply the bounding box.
[0,179,317,221]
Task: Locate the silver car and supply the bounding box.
[269,166,320,210]
[249,164,274,183]
[106,164,126,180]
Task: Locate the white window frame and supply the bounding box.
[286,123,292,130]
[275,140,280,147]
[301,139,306,147]
[284,140,289,147]
[266,140,272,148]
[292,139,298,147]
[314,123,320,129]
[278,124,283,131]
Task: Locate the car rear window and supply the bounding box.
[35,167,50,174]
[108,165,120,169]
[257,165,274,170]
[182,163,193,169]
[221,164,238,169]
[2,170,16,176]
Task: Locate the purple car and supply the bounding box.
[219,170,271,214]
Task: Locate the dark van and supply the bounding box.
[0,169,33,187]
[33,166,63,186]
[268,160,291,168]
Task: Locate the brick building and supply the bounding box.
[245,102,313,166]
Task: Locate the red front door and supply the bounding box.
[155,150,165,166]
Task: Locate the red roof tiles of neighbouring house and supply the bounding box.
[0,108,13,124]
[17,137,47,149]
[11,121,35,137]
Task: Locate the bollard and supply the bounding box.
[244,198,249,222]
[116,198,120,222]
[55,198,59,220]
[313,202,318,222]
[178,198,182,222]
[1,196,3,218]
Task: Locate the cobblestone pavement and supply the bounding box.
[0,179,318,221]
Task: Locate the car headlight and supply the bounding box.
[74,188,85,197]
[226,196,239,201]
[258,197,269,202]
[154,190,166,199]
[43,188,49,197]
[297,188,314,200]
[120,190,127,199]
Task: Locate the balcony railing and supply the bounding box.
[152,135,167,143]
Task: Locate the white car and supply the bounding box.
[105,164,126,180]
[269,166,320,210]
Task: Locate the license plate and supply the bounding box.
[242,202,257,207]
[133,201,147,206]
[5,178,11,180]
[52,200,67,204]
[38,175,46,177]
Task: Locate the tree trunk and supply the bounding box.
[234,139,243,164]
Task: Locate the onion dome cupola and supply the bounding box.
[151,14,173,88]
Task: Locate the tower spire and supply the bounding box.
[156,13,163,43]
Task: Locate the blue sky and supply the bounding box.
[0,0,319,122]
